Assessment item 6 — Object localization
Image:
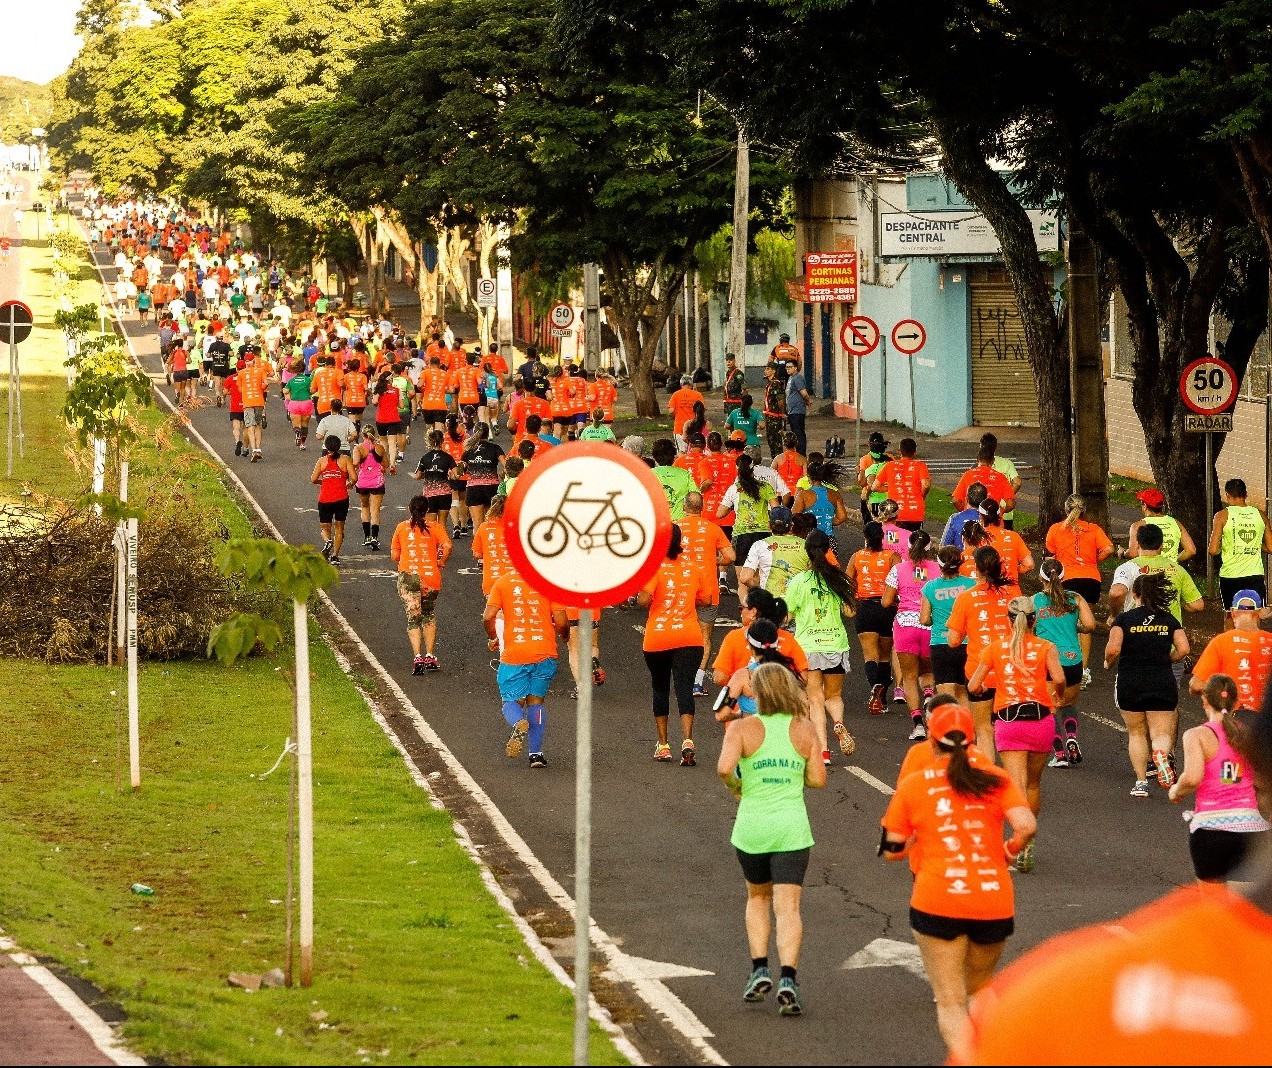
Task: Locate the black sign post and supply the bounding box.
[1,300,32,477]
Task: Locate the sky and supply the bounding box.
[2,0,82,84]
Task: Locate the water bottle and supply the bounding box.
[130,883,154,896]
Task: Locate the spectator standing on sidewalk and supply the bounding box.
[784,360,811,457]
[762,362,787,460]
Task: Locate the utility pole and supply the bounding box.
[583,264,601,372]
[725,128,750,368]
[1067,219,1109,531]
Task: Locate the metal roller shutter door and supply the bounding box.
[969,266,1039,426]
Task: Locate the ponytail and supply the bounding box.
[961,520,989,549]
[939,731,1000,798]
[408,494,430,532]
[937,545,962,577]
[974,545,1007,591]
[806,529,855,609]
[907,528,933,564]
[1040,557,1071,614]
[863,520,885,553]
[736,454,761,500]
[1063,494,1085,531]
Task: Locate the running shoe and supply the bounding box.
[528,753,548,769]
[833,722,856,757]
[922,686,934,701]
[506,718,529,758]
[591,660,605,687]
[298,442,306,450]
[692,684,709,698]
[1081,668,1092,690]
[893,687,906,705]
[653,742,672,762]
[234,441,242,456]
[453,525,468,538]
[320,538,333,560]
[369,538,380,552]
[743,966,772,1002]
[260,410,268,429]
[680,739,696,767]
[719,581,733,597]
[251,451,262,462]
[1047,753,1070,769]
[329,555,340,565]
[821,749,831,767]
[411,655,425,676]
[1013,841,1036,874]
[908,718,928,741]
[1065,735,1083,765]
[362,536,371,548]
[422,654,440,671]
[868,683,885,717]
[1152,748,1176,788]
[1130,779,1150,798]
[389,464,398,476]
[216,396,223,408]
[776,977,802,1017]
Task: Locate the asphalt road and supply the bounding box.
[88,245,1202,1066]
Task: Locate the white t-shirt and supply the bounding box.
[754,464,790,498]
[1110,559,1141,594]
[742,539,775,589]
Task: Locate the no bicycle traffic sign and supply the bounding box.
[503,441,672,609]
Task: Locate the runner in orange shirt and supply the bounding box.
[1189,588,1272,712]
[239,353,273,462]
[594,371,618,423]
[507,388,552,441]
[952,447,1015,513]
[342,359,369,430]
[390,495,453,673]
[699,432,737,561]
[968,598,1065,873]
[871,437,932,528]
[310,355,343,418]
[418,356,450,429]
[679,492,737,697]
[668,376,706,441]
[880,703,1035,1057]
[454,351,485,411]
[483,571,569,769]
[772,433,805,502]
[1044,494,1113,672]
[976,499,1034,598]
[637,525,714,765]
[845,521,901,715]
[713,586,809,685]
[945,545,1015,757]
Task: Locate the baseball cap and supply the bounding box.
[729,429,748,443]
[868,431,888,448]
[769,505,794,526]
[1136,487,1166,509]
[1232,589,1265,610]
[928,704,975,747]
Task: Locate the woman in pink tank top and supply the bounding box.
[1170,674,1270,882]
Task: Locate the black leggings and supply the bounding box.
[644,646,703,719]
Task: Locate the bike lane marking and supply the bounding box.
[86,242,720,1065]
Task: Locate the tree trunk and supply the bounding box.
[375,206,440,330]
[933,114,1073,531]
[602,252,690,418]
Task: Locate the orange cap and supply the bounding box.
[928,704,975,746]
[729,429,748,442]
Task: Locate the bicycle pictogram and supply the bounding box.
[527,481,646,559]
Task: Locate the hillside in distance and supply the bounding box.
[0,77,53,144]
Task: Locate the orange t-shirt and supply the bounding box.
[895,741,996,875]
[594,379,617,421]
[946,583,1013,680]
[472,519,515,595]
[508,396,550,439]
[669,388,705,436]
[985,526,1030,597]
[442,435,467,480]
[569,374,589,416]
[1192,629,1272,712]
[342,371,368,409]
[773,451,805,491]
[875,457,931,523]
[549,378,574,419]
[1044,519,1113,582]
[391,518,452,591]
[455,365,483,405]
[956,885,1272,1065]
[882,757,1027,920]
[700,451,736,525]
[485,353,509,378]
[239,363,267,407]
[642,558,712,652]
[419,368,449,410]
[977,633,1057,711]
[677,515,731,607]
[311,366,342,413]
[850,549,896,599]
[713,625,809,678]
[675,449,710,489]
[486,573,561,665]
[953,465,1014,511]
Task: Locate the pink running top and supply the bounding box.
[1190,720,1270,833]
[886,558,941,623]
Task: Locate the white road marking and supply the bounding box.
[1082,708,1128,733]
[841,937,927,980]
[89,259,718,1064]
[845,765,895,796]
[620,955,714,981]
[1,926,146,1067]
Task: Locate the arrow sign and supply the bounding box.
[842,937,928,979]
[840,315,880,357]
[0,300,33,346]
[891,319,926,356]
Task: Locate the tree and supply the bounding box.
[289,0,784,415]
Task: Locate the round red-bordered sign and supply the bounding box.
[503,441,672,610]
[549,302,575,330]
[840,315,880,357]
[1180,357,1237,415]
[891,319,926,356]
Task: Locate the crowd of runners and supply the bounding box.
[81,191,1272,1054]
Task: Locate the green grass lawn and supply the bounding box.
[0,208,624,1065]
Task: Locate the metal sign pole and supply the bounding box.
[13,339,21,458]
[1266,392,1271,591]
[854,357,862,461]
[908,354,917,432]
[573,607,594,1065]
[880,337,888,424]
[5,334,12,478]
[1205,432,1215,598]
[294,597,315,987]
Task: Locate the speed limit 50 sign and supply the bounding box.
[1180,357,1237,432]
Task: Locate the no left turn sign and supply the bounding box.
[840,315,880,357]
[503,442,671,609]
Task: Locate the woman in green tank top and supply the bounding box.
[717,662,825,1016]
